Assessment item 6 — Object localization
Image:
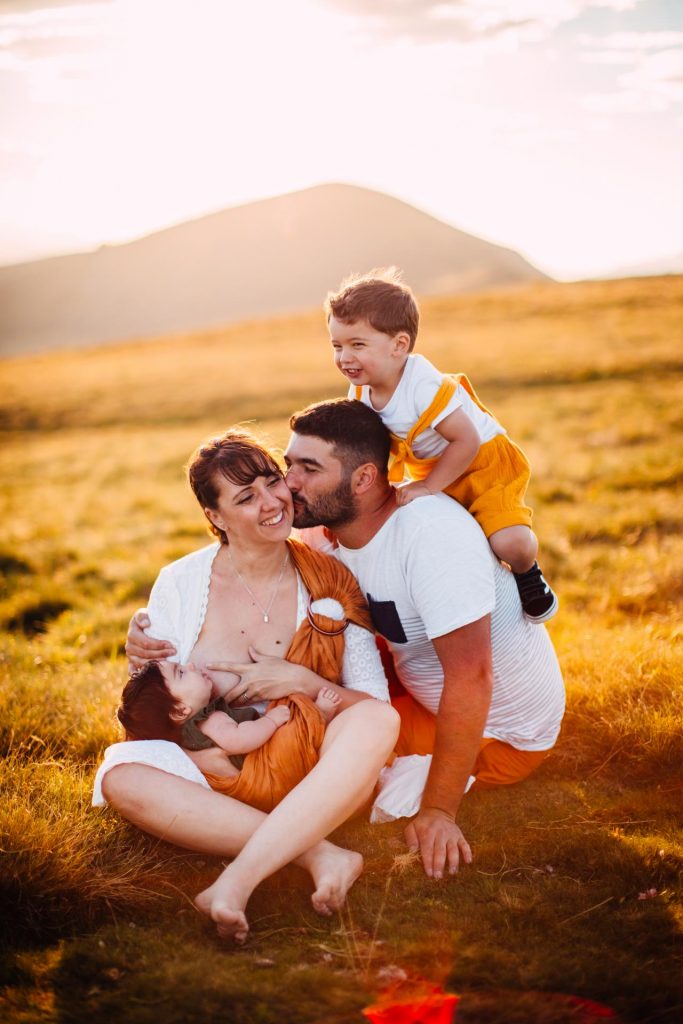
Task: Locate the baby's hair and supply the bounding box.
[117,661,183,742]
[325,267,420,350]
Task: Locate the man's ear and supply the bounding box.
[351,462,379,494]
[169,703,191,723]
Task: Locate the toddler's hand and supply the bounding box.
[266,705,291,728]
[395,482,432,506]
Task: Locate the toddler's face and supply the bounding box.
[329,316,405,388]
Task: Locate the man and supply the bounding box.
[283,399,565,879]
[126,400,565,880]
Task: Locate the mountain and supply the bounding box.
[0,183,549,356]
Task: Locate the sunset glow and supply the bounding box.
[1,0,681,278]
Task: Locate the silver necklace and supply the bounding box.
[227,549,289,623]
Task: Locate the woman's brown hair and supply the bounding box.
[186,430,282,543]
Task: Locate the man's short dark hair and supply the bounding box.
[290,399,391,474]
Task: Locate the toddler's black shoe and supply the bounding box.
[513,562,558,623]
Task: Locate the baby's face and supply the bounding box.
[161,661,213,717]
[329,316,406,388]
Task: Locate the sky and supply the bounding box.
[0,0,681,279]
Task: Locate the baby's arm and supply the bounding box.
[199,705,291,754]
[396,407,480,506]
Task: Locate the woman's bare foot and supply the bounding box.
[194,871,252,943]
[315,686,343,724]
[306,845,363,916]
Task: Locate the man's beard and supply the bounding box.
[292,477,357,530]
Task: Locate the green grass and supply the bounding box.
[1,276,682,1023]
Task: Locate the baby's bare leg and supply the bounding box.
[315,686,343,723]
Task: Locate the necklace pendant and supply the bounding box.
[263,614,269,623]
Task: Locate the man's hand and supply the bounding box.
[404,807,472,879]
[125,609,177,669]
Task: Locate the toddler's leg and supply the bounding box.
[315,686,343,724]
[489,526,558,624]
[488,524,537,572]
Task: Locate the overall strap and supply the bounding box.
[388,376,458,484]
[405,376,458,447]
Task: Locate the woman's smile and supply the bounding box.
[261,509,285,527]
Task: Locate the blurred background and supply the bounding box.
[1,0,681,355]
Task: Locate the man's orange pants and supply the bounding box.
[391,691,548,790]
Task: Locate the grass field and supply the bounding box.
[1,275,682,1023]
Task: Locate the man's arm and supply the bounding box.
[404,614,493,878]
[125,610,177,667]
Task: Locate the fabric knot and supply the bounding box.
[307,596,349,637]
[389,437,409,483]
[310,597,345,620]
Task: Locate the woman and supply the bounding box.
[94,430,399,942]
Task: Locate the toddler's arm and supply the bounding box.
[199,705,291,754]
[396,408,480,506]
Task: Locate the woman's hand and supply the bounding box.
[125,610,177,669]
[206,646,320,704]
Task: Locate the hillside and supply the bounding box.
[1,275,679,433]
[1,274,681,1024]
[0,183,548,356]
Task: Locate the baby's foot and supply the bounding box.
[307,845,363,916]
[315,686,343,723]
[194,872,251,943]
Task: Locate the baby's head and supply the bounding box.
[325,268,420,388]
[117,660,210,741]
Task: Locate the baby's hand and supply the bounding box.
[265,705,291,728]
[395,481,432,506]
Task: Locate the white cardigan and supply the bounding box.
[92,542,388,806]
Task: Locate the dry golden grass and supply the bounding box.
[1,275,681,1023]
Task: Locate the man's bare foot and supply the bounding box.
[315,686,343,724]
[307,844,363,916]
[194,872,251,943]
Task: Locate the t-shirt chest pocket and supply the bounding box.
[366,594,408,644]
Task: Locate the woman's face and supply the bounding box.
[205,470,294,547]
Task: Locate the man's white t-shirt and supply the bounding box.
[349,353,506,458]
[332,495,565,752]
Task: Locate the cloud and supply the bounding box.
[580,29,683,111]
[580,30,683,50]
[316,1,638,45]
[619,47,683,104]
[0,1,107,12]
[0,1,109,67]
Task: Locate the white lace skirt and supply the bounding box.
[92,742,469,824]
[92,740,210,806]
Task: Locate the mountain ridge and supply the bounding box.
[0,183,550,356]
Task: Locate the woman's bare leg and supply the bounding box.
[102,763,370,921]
[194,699,400,940]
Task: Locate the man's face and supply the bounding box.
[284,433,357,529]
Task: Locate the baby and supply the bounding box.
[117,660,342,766]
[325,267,558,623]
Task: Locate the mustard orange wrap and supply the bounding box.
[203,538,374,811]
